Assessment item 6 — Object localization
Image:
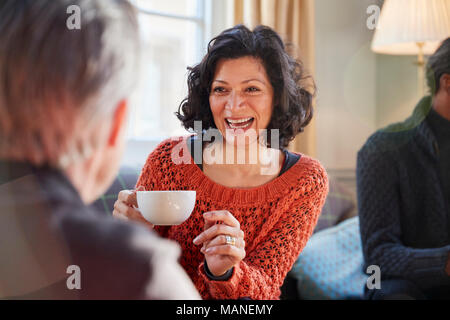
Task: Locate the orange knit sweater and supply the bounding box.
[136,136,329,300]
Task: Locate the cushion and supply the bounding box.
[314,178,356,233]
[289,216,367,300]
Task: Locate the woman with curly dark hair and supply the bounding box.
[114,24,329,300]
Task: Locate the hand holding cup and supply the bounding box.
[113,186,154,228]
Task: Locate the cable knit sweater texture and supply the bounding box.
[357,96,450,290]
[136,136,329,299]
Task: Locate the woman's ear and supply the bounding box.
[108,99,128,147]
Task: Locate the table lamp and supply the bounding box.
[371,0,450,97]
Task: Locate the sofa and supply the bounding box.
[279,177,366,300]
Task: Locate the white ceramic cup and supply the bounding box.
[136,190,196,226]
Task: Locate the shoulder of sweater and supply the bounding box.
[58,210,184,298]
[359,97,432,158]
[297,155,327,179]
[152,135,187,154]
[289,155,329,195]
[59,206,172,261]
[276,159,329,216]
[144,135,190,165]
[358,122,419,158]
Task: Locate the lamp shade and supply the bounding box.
[371,0,450,55]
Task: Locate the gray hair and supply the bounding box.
[0,0,140,166]
[426,37,450,95]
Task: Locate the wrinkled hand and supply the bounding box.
[112,186,154,229]
[193,210,246,277]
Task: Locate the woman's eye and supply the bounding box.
[246,87,260,93]
[213,87,226,93]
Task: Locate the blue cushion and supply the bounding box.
[289,216,368,299]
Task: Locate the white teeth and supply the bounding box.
[226,117,253,124]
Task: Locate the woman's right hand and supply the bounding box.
[113,186,154,228]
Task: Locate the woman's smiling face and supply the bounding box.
[209,56,274,146]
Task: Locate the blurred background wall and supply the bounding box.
[314,0,422,195]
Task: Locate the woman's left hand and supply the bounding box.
[193,210,246,277]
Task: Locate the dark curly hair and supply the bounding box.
[175,24,315,149]
[426,37,450,95]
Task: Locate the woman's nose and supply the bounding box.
[225,91,245,110]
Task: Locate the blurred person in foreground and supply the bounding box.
[357,38,450,300]
[0,0,200,299]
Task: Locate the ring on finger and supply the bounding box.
[225,235,236,246]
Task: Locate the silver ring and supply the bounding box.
[225,235,236,246]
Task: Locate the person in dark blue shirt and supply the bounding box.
[357,38,450,300]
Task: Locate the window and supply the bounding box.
[128,0,210,140]
[122,0,229,168]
